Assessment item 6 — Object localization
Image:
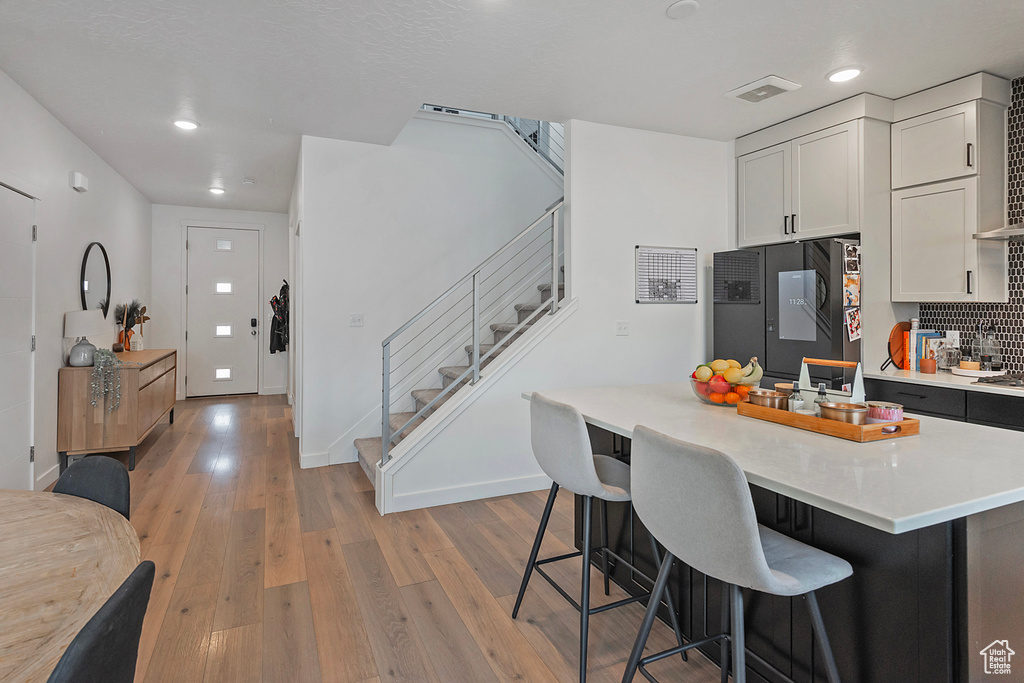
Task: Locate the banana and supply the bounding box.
[739,356,763,385]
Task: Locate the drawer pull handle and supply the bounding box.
[897,391,927,400]
[882,425,901,434]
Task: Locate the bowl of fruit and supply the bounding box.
[690,357,763,406]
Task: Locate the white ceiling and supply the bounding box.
[2,0,1023,213]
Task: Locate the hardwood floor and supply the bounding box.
[122,395,722,682]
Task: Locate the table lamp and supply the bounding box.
[65,309,106,366]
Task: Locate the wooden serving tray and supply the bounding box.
[736,401,919,443]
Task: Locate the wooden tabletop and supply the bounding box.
[0,490,141,682]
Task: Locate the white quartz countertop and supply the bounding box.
[522,383,1024,535]
[865,369,1024,397]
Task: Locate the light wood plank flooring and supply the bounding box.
[117,394,721,682]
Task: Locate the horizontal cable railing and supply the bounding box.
[381,199,564,466]
[422,104,564,175]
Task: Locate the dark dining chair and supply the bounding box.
[46,561,156,683]
[53,455,130,519]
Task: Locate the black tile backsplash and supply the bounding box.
[919,76,1024,372]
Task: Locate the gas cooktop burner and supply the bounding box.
[974,373,1024,388]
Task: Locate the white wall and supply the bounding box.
[387,120,731,509]
[149,204,290,399]
[0,68,152,489]
[297,112,564,464]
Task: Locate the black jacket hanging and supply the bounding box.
[269,280,289,353]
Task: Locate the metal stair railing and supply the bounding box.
[422,104,564,175]
[380,199,565,466]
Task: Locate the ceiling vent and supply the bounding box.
[725,76,801,103]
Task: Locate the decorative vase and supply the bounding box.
[69,337,97,366]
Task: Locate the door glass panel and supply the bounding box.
[215,282,232,294]
[215,368,231,380]
[215,325,232,337]
[778,270,817,341]
[216,239,232,251]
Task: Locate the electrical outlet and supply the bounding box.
[946,330,960,348]
[616,321,629,336]
[349,314,364,327]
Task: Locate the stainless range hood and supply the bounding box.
[973,222,1024,241]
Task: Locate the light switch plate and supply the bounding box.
[349,314,364,327]
[945,330,960,348]
[616,321,629,336]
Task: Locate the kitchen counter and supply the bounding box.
[524,383,1024,533]
[865,367,1024,396]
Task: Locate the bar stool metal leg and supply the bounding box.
[806,591,842,683]
[720,582,730,683]
[511,482,559,619]
[621,550,675,683]
[601,499,611,596]
[580,496,594,683]
[647,532,686,662]
[731,584,746,683]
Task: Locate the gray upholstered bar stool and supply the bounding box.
[622,426,853,683]
[513,393,686,683]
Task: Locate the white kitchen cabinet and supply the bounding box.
[737,121,859,247]
[891,100,1005,189]
[737,142,790,247]
[792,121,860,239]
[891,178,1007,302]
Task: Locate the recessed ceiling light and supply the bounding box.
[209,187,225,195]
[827,67,862,83]
[666,0,699,19]
[174,119,199,130]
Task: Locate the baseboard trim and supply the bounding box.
[299,450,329,469]
[388,473,551,513]
[35,463,59,491]
[260,386,287,395]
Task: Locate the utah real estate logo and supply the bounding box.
[980,640,1015,675]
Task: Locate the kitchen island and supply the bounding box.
[524,383,1024,682]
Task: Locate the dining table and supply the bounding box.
[0,489,140,682]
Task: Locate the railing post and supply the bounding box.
[550,208,560,314]
[381,342,391,466]
[471,272,480,384]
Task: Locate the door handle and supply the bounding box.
[967,143,974,168]
[784,215,790,235]
[791,213,797,234]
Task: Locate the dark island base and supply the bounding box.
[575,425,966,683]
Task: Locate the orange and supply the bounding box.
[735,385,751,398]
[725,392,741,405]
[709,392,725,404]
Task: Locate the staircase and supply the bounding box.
[354,201,566,489]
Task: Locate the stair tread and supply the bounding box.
[411,388,446,401]
[389,411,426,433]
[439,365,472,379]
[490,322,533,332]
[514,303,542,311]
[354,437,382,468]
[538,283,565,291]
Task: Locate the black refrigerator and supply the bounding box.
[713,238,860,390]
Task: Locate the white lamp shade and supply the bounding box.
[64,309,105,339]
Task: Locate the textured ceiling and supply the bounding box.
[1,0,1023,212]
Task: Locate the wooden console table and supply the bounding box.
[57,349,176,472]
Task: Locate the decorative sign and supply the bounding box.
[635,246,698,304]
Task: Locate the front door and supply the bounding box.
[186,227,260,396]
[0,185,35,489]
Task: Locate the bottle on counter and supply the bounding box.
[788,387,806,412]
[813,383,829,417]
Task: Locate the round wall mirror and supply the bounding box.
[81,242,111,317]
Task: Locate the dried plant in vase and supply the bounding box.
[113,300,144,350]
[91,349,122,412]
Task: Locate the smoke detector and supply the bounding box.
[725,76,801,104]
